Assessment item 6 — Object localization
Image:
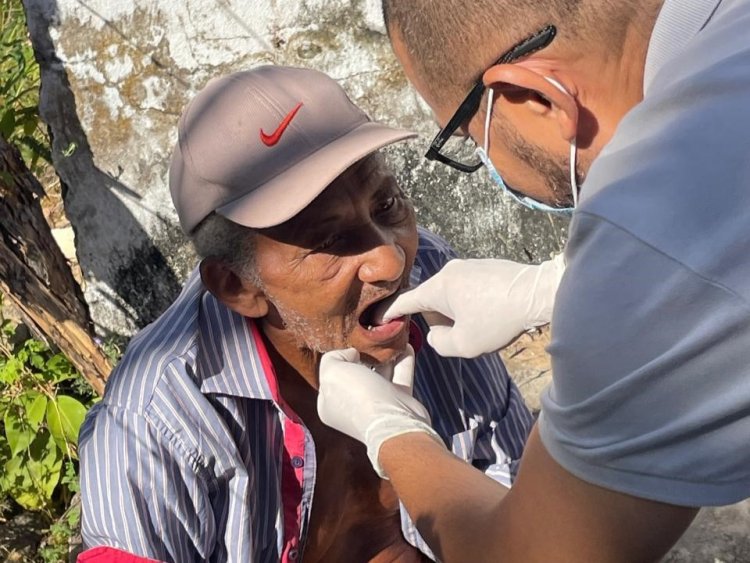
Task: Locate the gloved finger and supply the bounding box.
[375,361,395,382]
[426,325,482,359]
[319,348,361,382]
[321,347,360,365]
[317,348,363,423]
[390,345,416,393]
[421,311,454,328]
[382,283,445,321]
[372,344,414,382]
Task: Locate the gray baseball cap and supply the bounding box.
[169,65,417,233]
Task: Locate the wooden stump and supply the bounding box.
[0,135,109,395]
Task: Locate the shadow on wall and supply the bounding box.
[23,0,183,337]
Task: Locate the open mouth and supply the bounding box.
[358,291,404,332]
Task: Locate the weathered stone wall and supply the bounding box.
[24,0,567,338]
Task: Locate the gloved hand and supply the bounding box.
[317,345,445,478]
[384,253,566,358]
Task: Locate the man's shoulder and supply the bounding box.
[546,212,750,506]
[414,227,457,280]
[81,271,237,476]
[575,0,750,299]
[416,226,455,255]
[102,270,205,412]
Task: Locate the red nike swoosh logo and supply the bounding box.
[260,101,304,147]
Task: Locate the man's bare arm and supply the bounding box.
[380,426,698,563]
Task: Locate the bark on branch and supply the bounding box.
[0,135,109,396]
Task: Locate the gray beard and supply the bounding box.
[262,286,360,355]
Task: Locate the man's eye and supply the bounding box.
[315,235,340,252]
[378,197,397,213]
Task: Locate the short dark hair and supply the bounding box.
[191,212,259,283]
[382,0,637,105]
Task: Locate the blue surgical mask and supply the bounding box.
[476,78,578,215]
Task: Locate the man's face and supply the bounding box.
[253,154,418,365]
[390,28,581,208]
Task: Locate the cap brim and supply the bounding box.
[216,122,417,229]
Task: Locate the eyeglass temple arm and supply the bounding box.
[428,83,486,152]
[499,25,557,65]
[430,25,557,153]
[424,147,483,173]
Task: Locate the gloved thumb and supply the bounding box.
[320,347,360,380]
[390,345,416,394]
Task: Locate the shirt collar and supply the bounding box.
[409,263,423,287]
[197,288,276,401]
[644,0,723,93]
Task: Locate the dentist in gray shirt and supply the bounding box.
[318,1,750,561]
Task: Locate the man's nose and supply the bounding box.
[358,233,406,285]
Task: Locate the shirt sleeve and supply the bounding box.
[540,212,750,506]
[464,357,533,488]
[79,401,215,562]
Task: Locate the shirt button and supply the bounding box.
[289,548,299,560]
[291,456,304,468]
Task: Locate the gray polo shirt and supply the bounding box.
[539,0,750,507]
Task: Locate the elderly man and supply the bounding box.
[77,66,532,563]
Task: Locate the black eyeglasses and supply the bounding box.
[425,25,558,173]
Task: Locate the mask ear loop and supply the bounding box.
[570,136,578,208]
[483,87,495,154]
[544,77,579,208]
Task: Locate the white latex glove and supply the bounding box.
[384,253,566,358]
[317,345,445,478]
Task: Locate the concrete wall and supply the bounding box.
[24,0,567,338]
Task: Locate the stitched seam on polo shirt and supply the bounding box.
[575,210,750,314]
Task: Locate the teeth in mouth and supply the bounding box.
[367,325,373,331]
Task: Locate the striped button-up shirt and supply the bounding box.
[79,228,533,562]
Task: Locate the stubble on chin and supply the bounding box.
[272,299,358,355]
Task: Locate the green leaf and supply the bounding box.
[17,134,51,164]
[0,108,15,137]
[19,339,46,371]
[61,459,80,494]
[1,318,16,339]
[1,430,62,510]
[66,503,81,527]
[15,345,28,364]
[22,113,38,136]
[24,339,47,355]
[0,357,22,385]
[4,408,34,457]
[29,352,45,371]
[21,391,47,430]
[47,395,87,449]
[2,455,32,499]
[45,353,77,383]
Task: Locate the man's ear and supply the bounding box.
[482,64,578,142]
[200,257,269,318]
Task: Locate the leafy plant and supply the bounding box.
[0,0,51,174]
[38,494,82,563]
[0,300,97,516]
